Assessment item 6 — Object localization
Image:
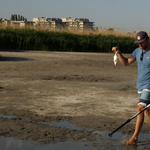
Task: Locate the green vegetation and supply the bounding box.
[0,28,138,53]
[10,14,26,21]
[0,18,3,23]
[0,55,2,61]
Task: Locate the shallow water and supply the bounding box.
[0,136,94,150]
[92,130,150,150]
[1,132,150,150]
[40,120,83,130]
[1,114,150,150]
[0,114,28,120]
[0,114,16,119]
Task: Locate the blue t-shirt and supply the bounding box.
[132,47,150,90]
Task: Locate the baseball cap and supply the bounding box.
[134,31,149,43]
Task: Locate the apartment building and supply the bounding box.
[33,17,65,29]
[0,17,94,31]
[33,17,94,31]
[1,19,33,27]
[61,17,94,31]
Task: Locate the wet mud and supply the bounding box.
[1,51,150,149]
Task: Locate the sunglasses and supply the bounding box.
[140,52,144,61]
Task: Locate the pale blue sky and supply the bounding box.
[0,0,149,31]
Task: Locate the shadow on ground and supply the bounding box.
[0,56,33,61]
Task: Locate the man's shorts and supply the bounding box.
[138,89,150,107]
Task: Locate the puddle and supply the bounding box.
[0,114,28,120]
[40,120,83,130]
[1,114,150,149]
[92,130,150,149]
[0,114,16,119]
[1,132,150,150]
[0,136,92,150]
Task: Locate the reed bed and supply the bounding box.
[0,25,144,53]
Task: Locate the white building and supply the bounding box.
[33,17,94,31]
[33,17,65,29]
[61,17,94,31]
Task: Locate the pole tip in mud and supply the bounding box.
[108,133,112,137]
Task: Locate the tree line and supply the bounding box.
[10,14,27,21]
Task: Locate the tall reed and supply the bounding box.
[0,27,139,53]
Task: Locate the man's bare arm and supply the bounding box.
[112,47,136,66]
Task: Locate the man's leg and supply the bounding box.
[124,104,145,144]
[145,107,150,124]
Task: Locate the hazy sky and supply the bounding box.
[0,0,149,31]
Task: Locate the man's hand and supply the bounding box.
[112,47,120,53]
[112,47,135,66]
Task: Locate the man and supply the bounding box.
[112,31,150,144]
